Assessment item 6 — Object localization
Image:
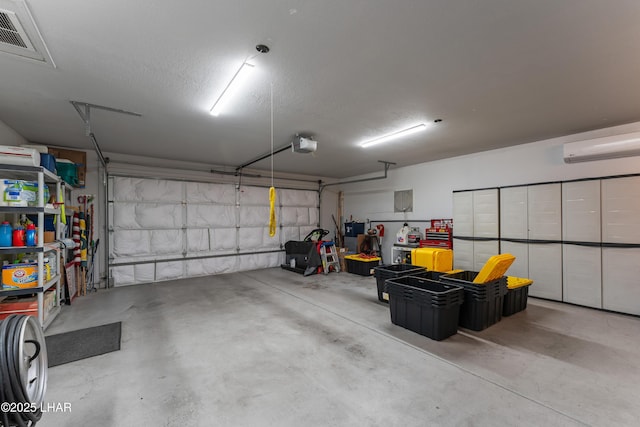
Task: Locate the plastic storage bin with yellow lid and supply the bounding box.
[473,253,515,284]
[503,276,533,316]
[410,248,453,272]
[344,255,381,276]
[439,268,509,331]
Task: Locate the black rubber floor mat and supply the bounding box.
[46,322,121,367]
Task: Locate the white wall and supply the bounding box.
[337,121,640,261]
[0,119,27,146]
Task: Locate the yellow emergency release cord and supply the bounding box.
[268,82,277,237]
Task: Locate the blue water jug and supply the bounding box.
[0,221,12,247]
[25,223,37,246]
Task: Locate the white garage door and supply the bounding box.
[108,176,319,286]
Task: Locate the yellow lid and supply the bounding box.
[473,253,516,284]
[445,269,464,274]
[344,255,381,262]
[506,276,533,289]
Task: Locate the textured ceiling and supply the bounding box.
[1,0,640,178]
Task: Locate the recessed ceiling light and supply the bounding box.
[360,124,427,148]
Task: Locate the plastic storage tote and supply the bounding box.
[473,253,515,283]
[373,264,426,302]
[386,276,464,340]
[503,276,533,316]
[344,255,380,276]
[440,270,508,331]
[410,248,453,272]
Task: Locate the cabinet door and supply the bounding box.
[602,176,640,244]
[602,247,640,315]
[473,240,500,272]
[500,186,528,239]
[528,243,562,301]
[452,239,473,270]
[453,192,473,237]
[528,183,561,240]
[473,189,499,238]
[562,180,601,242]
[500,241,528,278]
[563,245,602,308]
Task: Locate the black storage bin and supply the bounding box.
[503,285,530,316]
[386,276,464,341]
[373,264,426,302]
[345,256,380,276]
[344,222,365,237]
[440,271,508,331]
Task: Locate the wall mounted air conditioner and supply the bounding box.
[563,131,640,163]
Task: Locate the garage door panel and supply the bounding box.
[210,228,237,251]
[113,230,151,257]
[187,205,235,227]
[186,182,235,204]
[114,177,182,202]
[239,186,270,205]
[239,206,270,227]
[135,203,182,228]
[279,189,317,207]
[187,229,210,252]
[150,229,182,255]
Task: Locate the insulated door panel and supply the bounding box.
[528,243,562,301]
[562,245,602,308]
[500,186,528,239]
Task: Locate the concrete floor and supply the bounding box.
[40,268,640,427]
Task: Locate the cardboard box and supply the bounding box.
[43,290,56,321]
[48,147,87,188]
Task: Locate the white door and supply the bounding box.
[453,191,474,237]
[528,243,562,300]
[500,186,528,239]
[562,180,601,242]
[528,183,562,240]
[527,183,562,300]
[452,238,473,270]
[562,180,602,307]
[602,176,640,244]
[473,240,500,272]
[602,247,640,315]
[500,241,528,278]
[473,189,499,238]
[562,245,602,308]
[601,177,640,315]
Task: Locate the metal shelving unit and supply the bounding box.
[0,164,63,329]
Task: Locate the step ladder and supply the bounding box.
[320,242,340,274]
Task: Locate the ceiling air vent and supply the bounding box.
[0,0,55,67]
[0,10,30,49]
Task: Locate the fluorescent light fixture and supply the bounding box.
[210,62,255,116]
[360,123,427,148]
